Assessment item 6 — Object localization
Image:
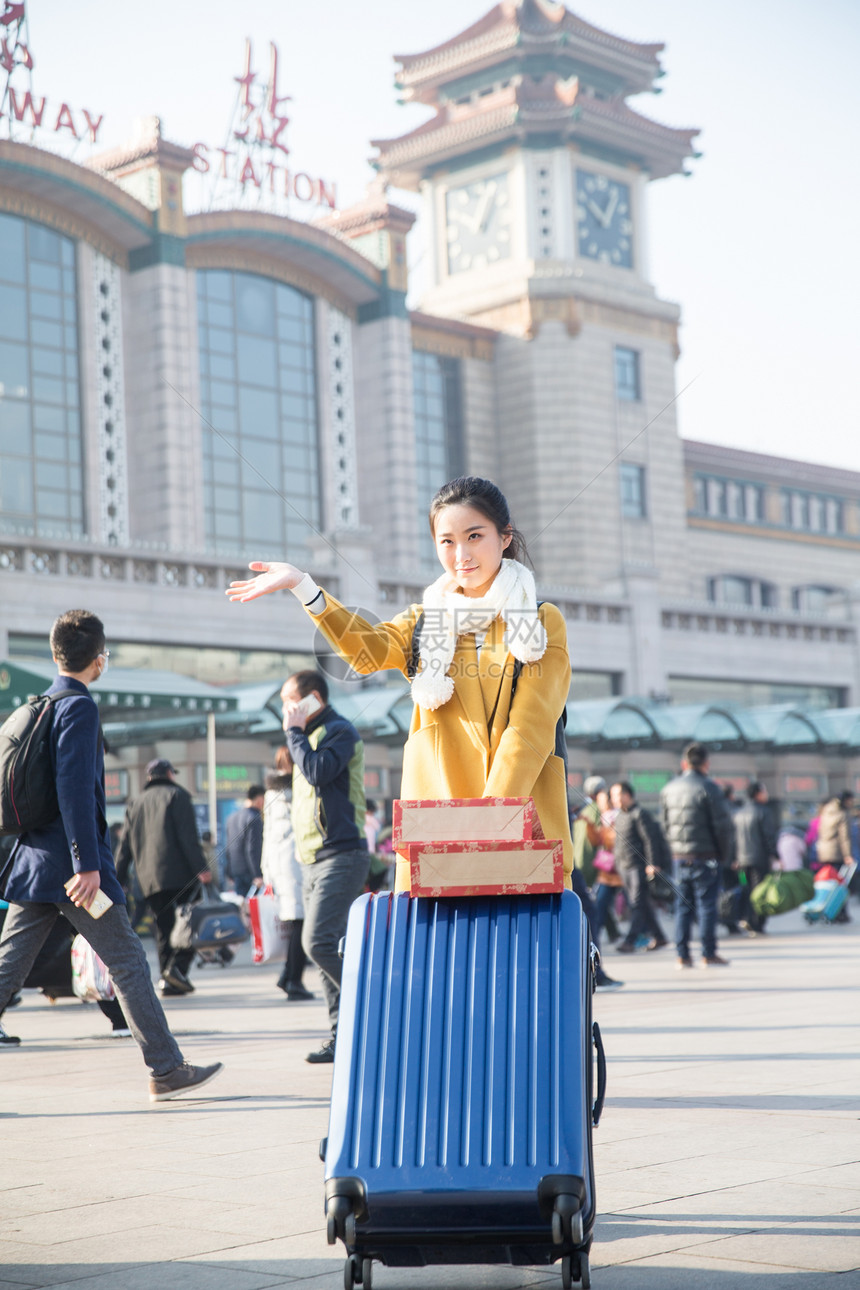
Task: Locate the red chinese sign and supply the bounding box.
[191,38,336,211]
[0,2,105,142]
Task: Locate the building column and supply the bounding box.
[625,565,668,700]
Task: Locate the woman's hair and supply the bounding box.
[428,477,530,565]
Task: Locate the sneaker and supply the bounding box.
[0,1024,21,1046]
[149,1060,224,1102]
[702,954,730,967]
[676,956,694,969]
[163,966,195,994]
[646,937,669,952]
[285,984,316,1001]
[305,1037,336,1064]
[615,941,636,955]
[110,1027,132,1038]
[594,969,623,991]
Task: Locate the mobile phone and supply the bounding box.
[64,880,113,920]
[293,694,322,719]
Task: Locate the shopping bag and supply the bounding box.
[71,933,115,1002]
[248,886,287,964]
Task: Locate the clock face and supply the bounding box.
[445,172,513,275]
[575,169,634,268]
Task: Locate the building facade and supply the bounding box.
[1,1,859,818]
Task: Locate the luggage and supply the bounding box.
[170,889,249,952]
[803,861,857,924]
[23,916,76,998]
[323,890,606,1289]
[750,869,814,917]
[719,885,743,928]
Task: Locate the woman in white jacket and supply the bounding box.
[261,749,313,1001]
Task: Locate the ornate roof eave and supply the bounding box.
[373,92,698,188]
[88,117,196,178]
[315,189,417,239]
[394,2,664,104]
[576,96,699,179]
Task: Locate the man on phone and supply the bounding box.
[0,610,223,1101]
[281,669,369,1064]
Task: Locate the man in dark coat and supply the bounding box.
[0,610,222,1101]
[117,760,211,996]
[733,780,778,933]
[660,741,735,969]
[223,787,265,894]
[609,781,669,953]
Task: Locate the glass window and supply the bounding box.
[197,271,319,557]
[668,675,846,710]
[412,350,464,565]
[744,484,763,522]
[825,498,843,534]
[0,215,84,539]
[706,478,726,517]
[620,462,646,518]
[792,585,839,613]
[614,346,640,401]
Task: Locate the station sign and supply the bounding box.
[195,763,266,796]
[0,3,105,143]
[191,38,337,212]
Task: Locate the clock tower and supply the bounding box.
[372,0,701,602]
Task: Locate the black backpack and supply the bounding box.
[408,608,569,773]
[0,690,78,837]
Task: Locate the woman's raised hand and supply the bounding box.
[226,561,304,602]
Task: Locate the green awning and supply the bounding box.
[0,661,239,716]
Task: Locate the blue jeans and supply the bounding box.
[674,858,721,959]
[302,849,369,1034]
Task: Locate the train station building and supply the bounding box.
[2,1,859,824]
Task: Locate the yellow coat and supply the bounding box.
[303,590,574,890]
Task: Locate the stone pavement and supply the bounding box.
[1,905,858,1289]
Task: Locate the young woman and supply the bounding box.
[227,477,573,892]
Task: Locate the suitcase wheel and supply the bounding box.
[561,1252,590,1288]
[344,1255,367,1290]
[552,1196,584,1247]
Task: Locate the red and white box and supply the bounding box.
[408,838,564,897]
[393,797,543,847]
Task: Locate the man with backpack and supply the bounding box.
[0,610,223,1101]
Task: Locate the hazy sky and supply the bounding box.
[18,0,860,471]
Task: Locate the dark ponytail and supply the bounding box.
[428,477,531,565]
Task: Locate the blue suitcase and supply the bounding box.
[323,891,606,1289]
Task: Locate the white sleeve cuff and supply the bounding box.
[290,573,325,611]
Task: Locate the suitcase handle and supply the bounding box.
[592,1021,606,1127]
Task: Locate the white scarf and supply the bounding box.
[411,558,547,711]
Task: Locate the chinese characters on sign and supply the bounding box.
[0,1,105,144]
[191,38,337,213]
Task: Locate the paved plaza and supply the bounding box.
[1,904,858,1289]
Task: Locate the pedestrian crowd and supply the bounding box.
[570,742,854,988]
[1,474,855,1104]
